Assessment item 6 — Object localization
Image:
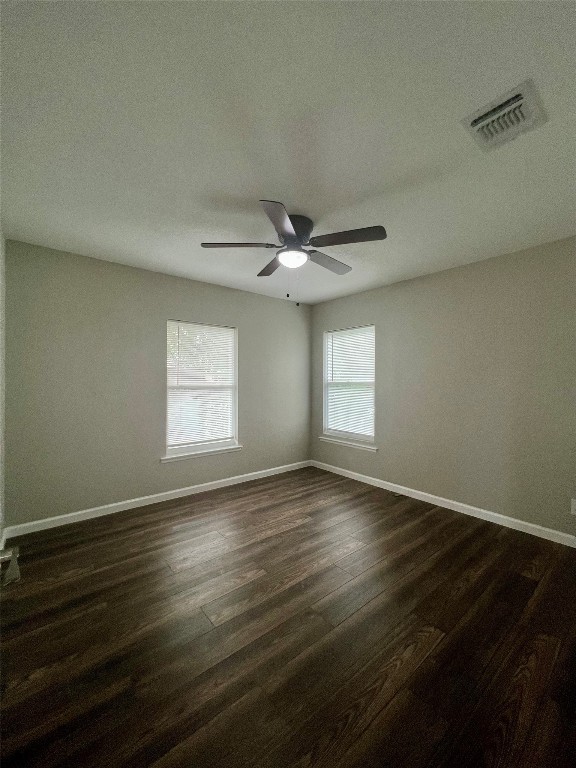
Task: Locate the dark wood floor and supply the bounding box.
[1,467,575,767]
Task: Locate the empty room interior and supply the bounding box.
[1,2,576,767]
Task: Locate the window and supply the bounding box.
[323,325,375,445]
[164,320,239,459]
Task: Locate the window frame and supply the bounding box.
[162,320,241,462]
[322,324,376,448]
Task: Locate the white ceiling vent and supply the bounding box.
[462,79,547,151]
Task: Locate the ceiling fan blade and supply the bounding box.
[308,250,351,275]
[260,200,297,240]
[257,256,281,277]
[309,225,387,248]
[201,242,276,248]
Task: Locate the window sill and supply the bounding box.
[161,444,243,463]
[318,436,378,452]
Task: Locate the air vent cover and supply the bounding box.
[462,79,547,151]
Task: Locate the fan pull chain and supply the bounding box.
[286,266,301,305]
[295,265,301,305]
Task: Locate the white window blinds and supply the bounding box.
[324,325,375,441]
[166,320,237,454]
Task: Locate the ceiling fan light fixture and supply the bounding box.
[202,200,386,277]
[278,248,308,269]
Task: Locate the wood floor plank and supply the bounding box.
[17,610,332,768]
[334,687,448,768]
[3,561,268,673]
[432,632,560,768]
[418,538,573,767]
[147,687,287,768]
[253,624,444,768]
[334,503,450,576]
[203,545,363,626]
[2,467,575,768]
[313,514,489,628]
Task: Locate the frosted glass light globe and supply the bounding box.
[278,249,308,269]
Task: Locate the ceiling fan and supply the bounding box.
[201,200,387,277]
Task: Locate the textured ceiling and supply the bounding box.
[2,1,575,303]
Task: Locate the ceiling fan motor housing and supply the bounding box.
[281,214,314,246]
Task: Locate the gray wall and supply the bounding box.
[311,236,576,536]
[5,236,576,536]
[5,241,311,525]
[0,235,5,541]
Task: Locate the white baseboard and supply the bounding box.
[311,461,576,549]
[5,459,575,551]
[3,461,310,540]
